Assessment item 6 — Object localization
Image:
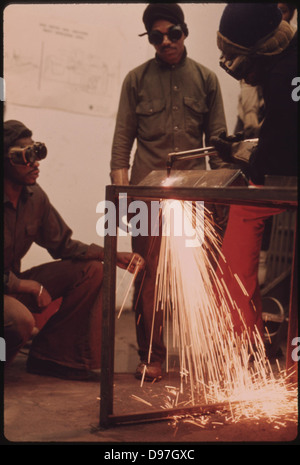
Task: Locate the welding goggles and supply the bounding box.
[6,142,47,166]
[139,25,184,45]
[219,53,253,81]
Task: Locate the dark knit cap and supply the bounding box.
[4,120,32,154]
[142,3,185,32]
[219,3,282,48]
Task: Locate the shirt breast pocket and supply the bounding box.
[136,99,166,141]
[183,97,208,136]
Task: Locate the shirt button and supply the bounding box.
[174,126,179,131]
[149,108,153,113]
[173,85,178,91]
[172,105,178,111]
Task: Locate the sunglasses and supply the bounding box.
[140,25,183,46]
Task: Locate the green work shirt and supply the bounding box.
[111,50,227,185]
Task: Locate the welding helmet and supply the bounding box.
[219,54,254,81]
[217,4,294,81]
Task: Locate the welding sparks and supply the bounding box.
[130,394,153,407]
[116,255,144,319]
[151,200,297,423]
[117,199,297,426]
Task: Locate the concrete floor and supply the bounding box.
[1,309,299,446]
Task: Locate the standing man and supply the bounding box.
[211,4,297,343]
[4,120,143,380]
[110,4,228,381]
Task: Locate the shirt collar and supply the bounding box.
[155,47,187,68]
[4,185,34,205]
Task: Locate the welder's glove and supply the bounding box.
[210,131,244,163]
[210,131,257,176]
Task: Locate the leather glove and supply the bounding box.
[110,168,129,185]
[210,131,257,171]
[210,131,244,163]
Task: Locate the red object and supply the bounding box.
[218,204,283,340]
[34,298,62,330]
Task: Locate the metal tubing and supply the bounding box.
[100,185,118,428]
[166,147,217,175]
[286,219,298,384]
[105,401,239,427]
[99,182,297,428]
[113,185,298,208]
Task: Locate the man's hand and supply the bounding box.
[35,284,52,308]
[116,252,145,273]
[110,168,129,185]
[210,131,244,163]
[210,131,257,172]
[17,279,52,309]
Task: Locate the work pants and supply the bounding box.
[218,204,283,341]
[132,232,165,364]
[4,259,103,370]
[130,196,166,364]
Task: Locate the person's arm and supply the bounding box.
[38,201,145,271]
[31,191,145,275]
[249,64,297,184]
[110,72,138,185]
[110,168,129,185]
[4,270,52,308]
[203,71,232,170]
[33,190,102,261]
[239,82,262,138]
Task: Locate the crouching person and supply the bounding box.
[4,120,144,380]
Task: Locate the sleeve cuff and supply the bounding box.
[4,271,21,293]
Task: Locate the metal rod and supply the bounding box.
[168,146,217,159]
[286,218,298,385]
[100,185,118,428]
[166,140,259,176]
[112,185,298,208]
[167,139,258,161]
[169,151,218,162]
[105,400,238,427]
[166,146,217,176]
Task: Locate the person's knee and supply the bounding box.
[4,296,36,361]
[4,296,35,335]
[86,260,103,287]
[73,260,103,290]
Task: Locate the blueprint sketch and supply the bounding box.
[4,13,121,116]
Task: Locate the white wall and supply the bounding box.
[3,3,241,306]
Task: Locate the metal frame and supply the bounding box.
[99,182,297,428]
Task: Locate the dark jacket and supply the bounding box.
[249,33,298,184]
